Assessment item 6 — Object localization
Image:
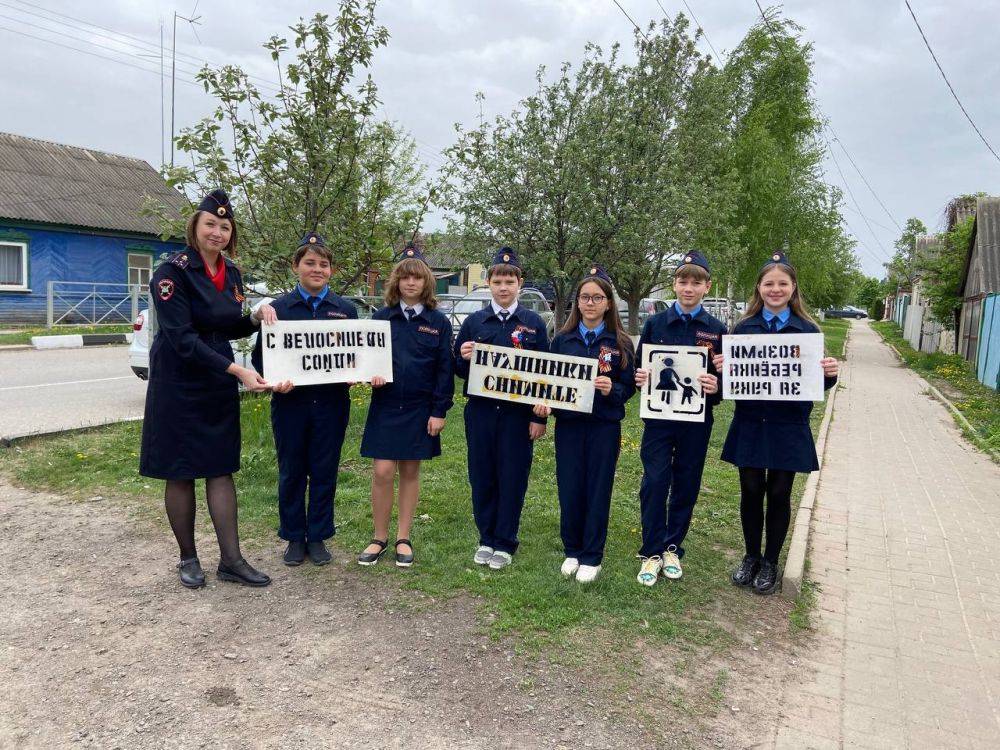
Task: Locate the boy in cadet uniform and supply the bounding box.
[252,232,358,566]
[454,247,550,570]
[633,251,726,585]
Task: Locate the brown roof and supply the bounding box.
[0,132,187,235]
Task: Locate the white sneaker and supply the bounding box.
[576,564,601,583]
[473,546,494,565]
[637,555,662,586]
[560,557,580,577]
[662,546,683,580]
[488,550,513,570]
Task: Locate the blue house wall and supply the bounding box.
[0,222,184,325]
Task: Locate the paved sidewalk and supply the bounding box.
[766,321,1000,749]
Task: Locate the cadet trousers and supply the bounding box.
[638,419,713,558]
[271,395,350,543]
[555,419,621,566]
[464,398,535,554]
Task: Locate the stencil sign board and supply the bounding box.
[639,345,708,423]
[261,319,393,386]
[721,333,825,402]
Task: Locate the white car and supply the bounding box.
[446,287,555,343]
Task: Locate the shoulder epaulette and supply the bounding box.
[170,252,191,269]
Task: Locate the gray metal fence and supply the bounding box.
[46,281,148,327]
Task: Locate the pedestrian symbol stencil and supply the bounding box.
[640,345,707,422]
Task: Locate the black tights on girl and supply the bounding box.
[164,476,243,564]
[738,467,796,564]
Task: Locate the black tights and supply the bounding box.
[738,467,796,564]
[164,476,243,564]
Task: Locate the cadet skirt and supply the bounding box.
[360,398,440,461]
[140,377,241,480]
[720,415,819,474]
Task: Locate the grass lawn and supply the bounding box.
[872,321,999,457]
[0,324,132,346]
[4,379,826,655]
[819,318,850,359]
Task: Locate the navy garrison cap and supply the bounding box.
[676,250,711,276]
[491,246,522,270]
[298,231,327,250]
[197,189,234,220]
[399,242,429,266]
[583,264,612,285]
[761,249,792,271]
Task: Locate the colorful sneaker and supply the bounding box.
[560,557,580,577]
[636,555,662,586]
[575,564,602,583]
[473,545,494,565]
[488,550,513,570]
[661,546,682,580]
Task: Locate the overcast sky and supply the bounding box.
[1,0,997,277]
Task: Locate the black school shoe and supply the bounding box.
[731,555,761,587]
[753,560,780,595]
[283,541,306,566]
[357,539,388,566]
[217,558,272,587]
[394,538,414,568]
[307,541,332,566]
[177,557,206,589]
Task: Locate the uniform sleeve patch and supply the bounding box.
[157,278,175,301]
[418,325,440,335]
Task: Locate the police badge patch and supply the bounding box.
[158,279,175,301]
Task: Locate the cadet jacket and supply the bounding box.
[637,306,727,417]
[149,247,257,389]
[369,304,455,418]
[453,304,550,424]
[728,312,837,425]
[548,327,636,423]
[251,288,358,403]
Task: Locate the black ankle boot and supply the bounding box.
[217,558,271,587]
[753,560,780,595]
[177,557,206,589]
[731,554,761,587]
[307,541,332,566]
[283,541,306,566]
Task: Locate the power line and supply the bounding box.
[655,0,721,61]
[904,0,1000,165]
[841,202,897,234]
[826,142,893,262]
[611,0,650,41]
[825,124,902,231]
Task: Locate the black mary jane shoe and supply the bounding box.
[753,559,780,596]
[357,539,388,567]
[731,554,761,587]
[283,541,306,566]
[177,557,206,589]
[394,538,414,568]
[307,541,332,566]
[217,558,272,587]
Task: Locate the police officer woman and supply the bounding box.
[139,189,277,589]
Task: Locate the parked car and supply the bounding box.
[445,287,556,342]
[617,297,669,332]
[824,305,867,319]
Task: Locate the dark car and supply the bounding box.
[824,305,868,319]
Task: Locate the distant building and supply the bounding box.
[0,132,186,324]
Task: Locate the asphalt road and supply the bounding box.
[0,346,146,443]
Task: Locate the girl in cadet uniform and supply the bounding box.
[140,189,278,589]
[534,265,635,583]
[715,251,839,595]
[357,244,454,568]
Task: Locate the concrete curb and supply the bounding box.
[780,323,851,600]
[31,333,132,349]
[0,416,144,449]
[0,344,32,352]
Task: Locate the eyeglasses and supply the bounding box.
[578,294,607,305]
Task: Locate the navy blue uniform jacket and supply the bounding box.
[453,305,551,424]
[251,289,358,403]
[636,306,728,423]
[139,248,258,480]
[720,312,837,472]
[548,328,636,422]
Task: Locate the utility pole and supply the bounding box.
[170,8,202,168]
[159,21,165,167]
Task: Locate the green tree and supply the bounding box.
[884,217,928,290]
[149,5,427,293]
[850,274,882,316]
[918,215,974,329]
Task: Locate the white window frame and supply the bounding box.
[127,252,153,288]
[0,240,29,291]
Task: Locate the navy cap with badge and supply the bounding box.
[761,249,792,271]
[197,189,234,220]
[298,231,327,250]
[399,242,430,266]
[491,246,522,270]
[676,250,711,276]
[583,263,612,285]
